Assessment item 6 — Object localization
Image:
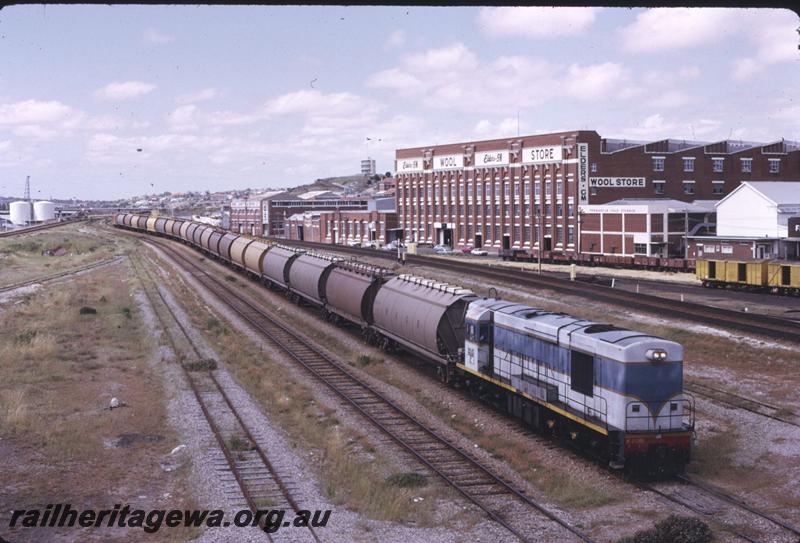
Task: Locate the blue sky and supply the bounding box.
[0,6,797,200]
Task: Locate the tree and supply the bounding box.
[384,171,392,178]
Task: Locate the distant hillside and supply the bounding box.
[288,173,381,196]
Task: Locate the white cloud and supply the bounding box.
[262,89,379,117]
[619,113,721,140]
[731,10,799,80]
[176,88,218,104]
[94,81,156,101]
[618,8,738,53]
[386,30,406,48]
[368,43,630,113]
[143,27,175,45]
[473,117,524,138]
[478,7,599,39]
[563,62,627,100]
[166,105,199,132]
[0,99,77,125]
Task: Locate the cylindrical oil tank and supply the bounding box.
[231,237,256,269]
[242,240,270,274]
[33,201,55,222]
[262,246,303,288]
[146,217,157,232]
[9,201,31,225]
[199,227,214,251]
[207,231,224,256]
[325,263,390,325]
[288,254,340,305]
[372,275,476,359]
[218,233,239,262]
[155,217,168,234]
[180,221,193,241]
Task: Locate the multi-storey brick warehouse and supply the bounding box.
[394,131,799,254]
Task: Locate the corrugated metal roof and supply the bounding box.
[744,181,800,205]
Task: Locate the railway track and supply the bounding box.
[639,475,800,543]
[142,236,594,543]
[274,239,800,344]
[0,218,84,238]
[130,253,320,543]
[686,381,799,428]
[0,256,125,294]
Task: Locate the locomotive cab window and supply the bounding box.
[570,350,594,397]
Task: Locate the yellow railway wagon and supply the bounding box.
[695,258,723,281]
[145,216,158,233]
[721,260,768,286]
[768,261,800,293]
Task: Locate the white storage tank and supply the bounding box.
[9,201,31,225]
[33,201,56,222]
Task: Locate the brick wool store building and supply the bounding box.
[394,131,799,257]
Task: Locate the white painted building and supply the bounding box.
[688,181,800,260]
[716,181,800,238]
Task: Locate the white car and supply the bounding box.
[470,248,488,256]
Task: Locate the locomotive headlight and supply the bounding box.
[646,349,668,361]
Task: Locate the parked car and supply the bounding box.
[470,248,488,256]
[460,246,474,254]
[382,240,400,251]
[434,247,454,254]
[362,240,378,249]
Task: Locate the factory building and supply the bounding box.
[394,131,800,256]
[687,181,800,260]
[286,197,398,246]
[230,191,371,237]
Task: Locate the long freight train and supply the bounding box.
[116,213,695,473]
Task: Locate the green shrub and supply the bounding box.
[79,306,97,315]
[618,515,713,543]
[385,472,427,488]
[183,359,218,371]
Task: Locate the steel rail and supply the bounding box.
[675,475,800,539]
[272,239,800,344]
[0,218,85,238]
[142,236,595,543]
[131,254,320,542]
[686,382,799,429]
[0,256,125,293]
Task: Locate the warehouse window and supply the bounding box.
[557,203,564,216]
[683,157,695,172]
[567,202,574,216]
[545,180,552,196]
[634,243,647,254]
[556,226,563,243]
[570,351,594,397]
[590,187,598,196]
[556,180,563,196]
[683,181,695,195]
[741,158,752,173]
[712,157,724,173]
[567,226,574,245]
[494,225,500,241]
[652,157,665,172]
[591,162,598,173]
[712,181,724,195]
[769,159,780,173]
[653,181,665,194]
